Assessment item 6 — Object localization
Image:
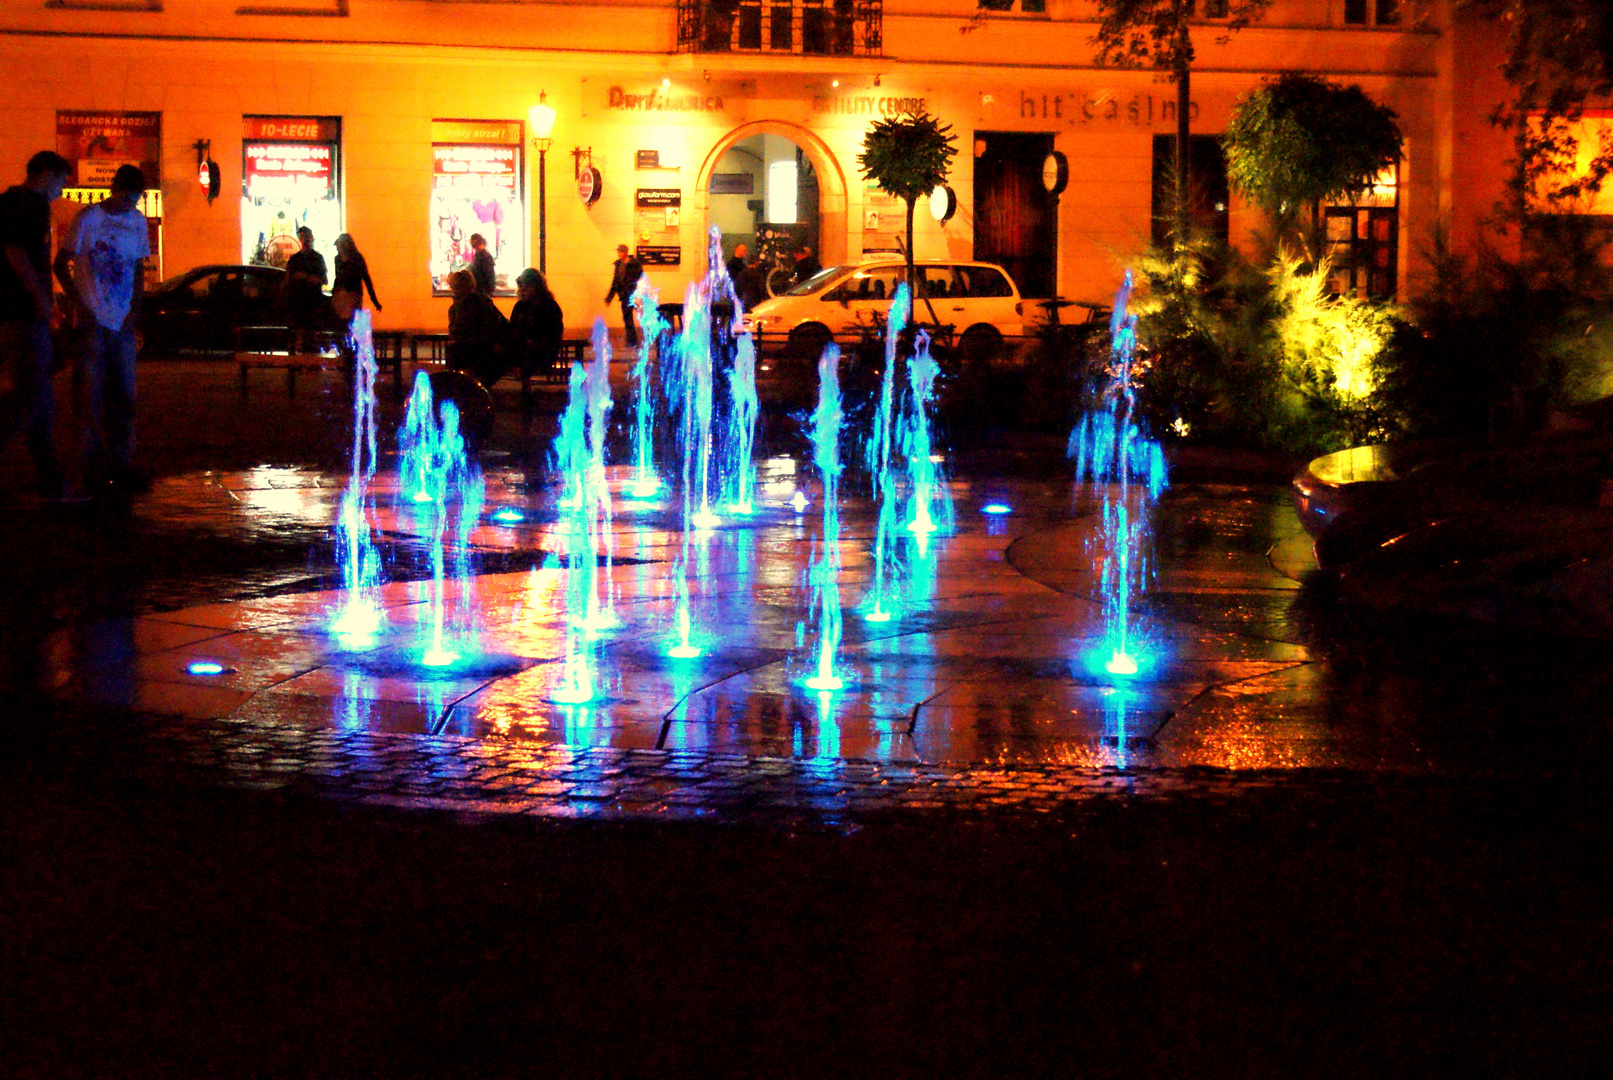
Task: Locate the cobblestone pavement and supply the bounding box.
[100,709,1345,823]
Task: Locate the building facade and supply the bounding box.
[1,0,1511,334]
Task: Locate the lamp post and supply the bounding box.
[529,93,557,275]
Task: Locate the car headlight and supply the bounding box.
[743,315,781,330]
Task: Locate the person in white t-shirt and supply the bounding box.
[59,164,150,495]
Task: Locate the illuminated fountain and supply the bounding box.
[862,284,908,623]
[627,276,666,499]
[1069,270,1168,678]
[901,327,951,546]
[331,309,383,639]
[802,344,846,692]
[398,372,486,668]
[550,358,601,703]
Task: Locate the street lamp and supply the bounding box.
[529,93,557,275]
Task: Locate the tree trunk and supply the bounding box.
[1173,3,1191,246]
[905,193,917,327]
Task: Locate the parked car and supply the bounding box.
[741,258,1026,361]
[140,264,286,356]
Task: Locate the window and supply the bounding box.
[1323,165,1399,299]
[1345,0,1399,26]
[962,266,1013,298]
[430,119,526,296]
[242,117,342,273]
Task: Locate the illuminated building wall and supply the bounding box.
[1,1,1501,333]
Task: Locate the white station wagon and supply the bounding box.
[741,258,1027,361]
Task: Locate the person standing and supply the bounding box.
[604,243,643,348]
[792,244,821,285]
[283,226,329,329]
[0,150,72,500]
[331,232,381,320]
[725,242,747,283]
[469,232,496,297]
[59,164,150,495]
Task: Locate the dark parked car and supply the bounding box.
[140,264,286,356]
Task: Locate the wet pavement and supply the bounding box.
[3,356,1608,1076]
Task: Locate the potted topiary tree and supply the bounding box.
[857,110,958,328]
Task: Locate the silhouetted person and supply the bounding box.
[446,269,507,387]
[725,242,748,282]
[283,226,330,329]
[0,150,72,500]
[509,267,564,384]
[792,245,821,284]
[469,232,496,297]
[332,232,381,320]
[604,243,643,348]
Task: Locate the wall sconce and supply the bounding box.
[193,138,220,203]
[873,74,881,87]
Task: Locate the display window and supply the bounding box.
[242,116,342,274]
[55,110,164,283]
[430,119,525,296]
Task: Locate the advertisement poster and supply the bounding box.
[56,111,164,281]
[56,110,161,189]
[430,119,525,296]
[241,117,342,270]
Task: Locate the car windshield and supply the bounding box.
[783,266,850,297]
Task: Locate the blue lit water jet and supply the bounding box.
[901,328,951,539]
[1069,270,1168,680]
[802,344,846,692]
[331,309,384,639]
[863,284,908,624]
[628,276,666,499]
[398,371,485,669]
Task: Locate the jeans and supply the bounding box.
[79,321,138,478]
[619,299,640,348]
[0,318,61,485]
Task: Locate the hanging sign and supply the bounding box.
[578,165,602,207]
[1042,151,1069,196]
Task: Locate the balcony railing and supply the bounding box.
[677,0,883,57]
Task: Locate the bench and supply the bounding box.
[235,326,342,398]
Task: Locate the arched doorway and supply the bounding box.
[694,121,848,290]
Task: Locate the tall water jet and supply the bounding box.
[398,372,485,668]
[1069,270,1168,678]
[550,362,601,702]
[678,281,717,529]
[628,277,666,499]
[724,331,759,514]
[332,308,383,638]
[862,283,909,623]
[901,327,951,546]
[584,317,620,629]
[803,345,846,692]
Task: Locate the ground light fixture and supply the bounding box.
[529,93,557,274]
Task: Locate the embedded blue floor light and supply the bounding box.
[187,660,229,676]
[982,503,1012,515]
[491,507,525,524]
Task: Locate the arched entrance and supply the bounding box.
[694,121,848,288]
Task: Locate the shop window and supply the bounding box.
[56,110,164,282]
[1344,0,1399,26]
[241,116,342,275]
[430,119,526,297]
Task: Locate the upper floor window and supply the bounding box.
[1345,0,1400,26]
[1188,0,1230,17]
[976,0,1048,14]
[678,0,882,56]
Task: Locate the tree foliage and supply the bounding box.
[1483,0,1613,217]
[858,111,958,323]
[1223,72,1403,238]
